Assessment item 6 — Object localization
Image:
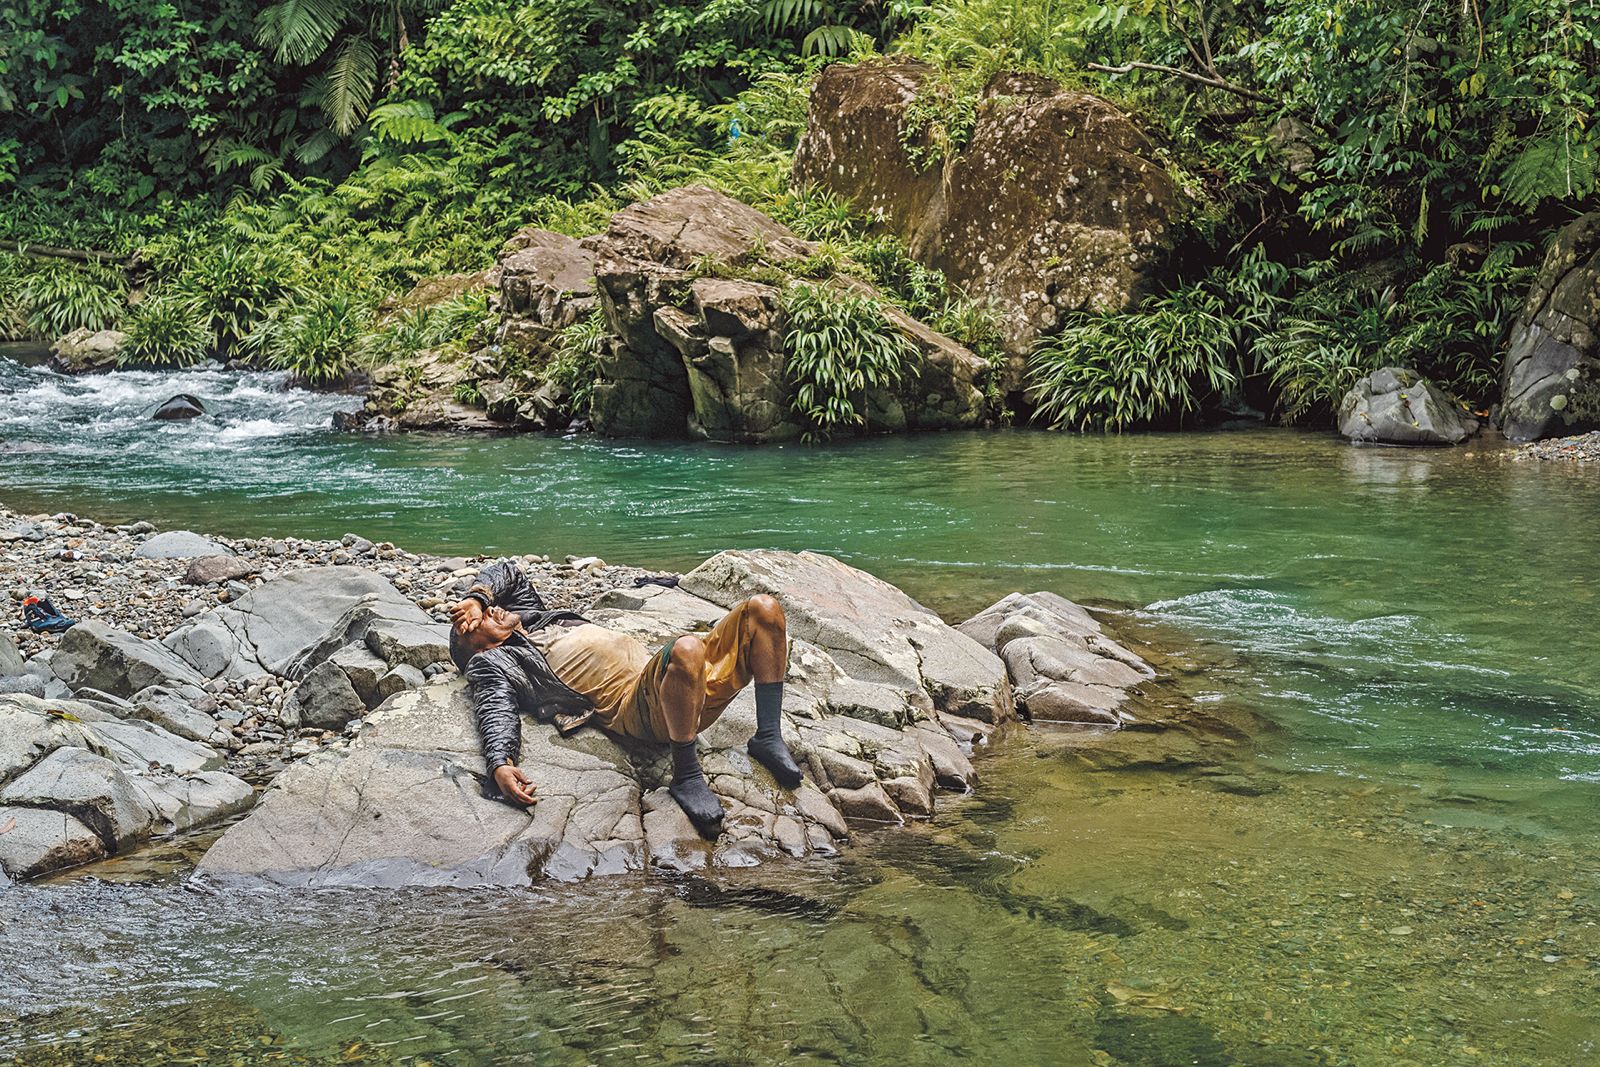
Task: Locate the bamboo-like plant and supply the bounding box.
[783,282,917,439]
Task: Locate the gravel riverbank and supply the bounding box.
[1511,430,1600,463]
[0,502,666,781]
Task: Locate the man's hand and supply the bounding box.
[494,764,536,805]
[450,598,486,633]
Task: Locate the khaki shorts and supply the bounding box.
[603,600,758,743]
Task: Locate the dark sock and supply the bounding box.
[669,739,724,833]
[747,681,803,788]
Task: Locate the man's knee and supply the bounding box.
[746,594,785,631]
[666,634,708,678]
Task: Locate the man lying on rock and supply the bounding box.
[448,560,804,835]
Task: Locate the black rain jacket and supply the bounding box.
[461,561,593,768]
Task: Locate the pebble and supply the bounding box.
[1513,430,1600,463]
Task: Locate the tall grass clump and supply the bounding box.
[783,282,917,439]
[120,295,211,366]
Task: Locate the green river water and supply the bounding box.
[0,362,1597,1065]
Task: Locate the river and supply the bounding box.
[1,359,1597,1064]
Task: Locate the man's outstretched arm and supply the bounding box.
[466,656,535,804]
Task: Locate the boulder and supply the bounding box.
[0,633,25,676]
[164,567,419,679]
[1500,211,1600,441]
[679,549,1013,722]
[0,694,252,880]
[793,60,1182,370]
[590,186,989,440]
[286,659,367,731]
[198,551,997,888]
[134,530,233,559]
[958,591,1153,724]
[0,675,47,697]
[0,746,159,848]
[0,807,106,879]
[51,621,206,699]
[151,394,205,421]
[360,350,506,432]
[1338,367,1478,445]
[49,328,128,374]
[129,685,221,743]
[182,554,257,585]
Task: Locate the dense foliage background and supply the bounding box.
[2,0,1596,427]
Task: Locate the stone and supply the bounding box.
[0,746,159,848]
[0,806,106,878]
[51,621,206,699]
[0,675,46,697]
[363,619,451,671]
[0,633,25,676]
[680,549,1013,721]
[829,781,903,824]
[374,663,427,701]
[793,59,1180,372]
[48,328,128,374]
[287,659,367,732]
[151,394,205,421]
[959,591,1152,724]
[138,771,255,835]
[198,681,648,888]
[134,530,233,560]
[590,186,988,440]
[328,644,390,707]
[1338,367,1478,445]
[1500,211,1600,441]
[129,685,219,743]
[166,567,419,679]
[182,554,257,586]
[90,718,226,776]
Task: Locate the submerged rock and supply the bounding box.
[197,550,998,888]
[1500,211,1600,441]
[1338,367,1478,445]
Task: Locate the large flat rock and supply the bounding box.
[163,566,423,679]
[52,621,206,699]
[198,551,994,888]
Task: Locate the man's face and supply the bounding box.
[460,606,523,658]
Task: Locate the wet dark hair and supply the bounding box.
[449,627,474,675]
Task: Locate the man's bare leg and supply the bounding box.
[659,635,724,831]
[742,595,804,788]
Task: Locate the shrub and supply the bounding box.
[17,262,126,338]
[783,282,917,439]
[120,295,211,367]
[171,244,297,355]
[543,307,610,419]
[1029,282,1238,431]
[245,293,370,383]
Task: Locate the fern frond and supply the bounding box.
[257,0,351,65]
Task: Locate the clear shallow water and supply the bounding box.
[2,361,1598,1064]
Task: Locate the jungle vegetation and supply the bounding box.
[1,0,1595,429]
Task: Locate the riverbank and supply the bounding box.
[1514,429,1600,463]
[1,502,663,782]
